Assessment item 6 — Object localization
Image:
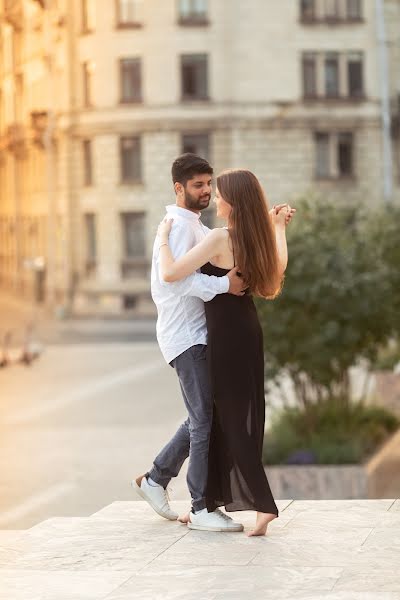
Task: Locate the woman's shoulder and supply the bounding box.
[206,227,230,241]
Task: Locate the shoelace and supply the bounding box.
[161,486,173,510]
[215,508,233,521]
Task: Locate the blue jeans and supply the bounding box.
[147,344,213,512]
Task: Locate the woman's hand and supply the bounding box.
[270,204,296,227]
[158,217,174,242]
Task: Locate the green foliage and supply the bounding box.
[256,198,400,406]
[373,340,400,371]
[263,398,399,465]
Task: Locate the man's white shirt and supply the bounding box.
[151,204,229,364]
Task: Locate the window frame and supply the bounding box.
[299,0,364,24]
[302,51,365,101]
[115,0,144,29]
[119,135,143,184]
[178,0,209,26]
[181,53,209,102]
[314,131,355,180]
[83,212,97,277]
[82,61,94,108]
[119,57,143,104]
[82,139,93,187]
[81,0,96,34]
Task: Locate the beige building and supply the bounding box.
[0,0,399,314]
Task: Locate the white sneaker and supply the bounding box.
[131,475,178,521]
[187,507,244,532]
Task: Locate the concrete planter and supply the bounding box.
[265,429,400,500]
[266,464,368,500]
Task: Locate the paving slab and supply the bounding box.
[0,500,399,600]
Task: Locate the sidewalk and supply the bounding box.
[0,291,157,345]
[1,499,399,599]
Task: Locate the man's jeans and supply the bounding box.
[147,344,212,512]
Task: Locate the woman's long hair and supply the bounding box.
[217,169,283,299]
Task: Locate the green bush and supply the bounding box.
[263,399,399,465]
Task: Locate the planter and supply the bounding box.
[265,429,400,500]
[372,370,400,416]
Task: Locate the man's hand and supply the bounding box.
[227,267,248,296]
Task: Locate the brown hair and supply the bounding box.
[217,169,283,299]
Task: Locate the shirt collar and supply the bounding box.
[166,204,201,221]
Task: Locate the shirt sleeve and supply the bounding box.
[156,222,230,302]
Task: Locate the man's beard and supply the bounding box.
[184,189,211,211]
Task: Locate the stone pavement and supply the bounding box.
[1,499,400,600]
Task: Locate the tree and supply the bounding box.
[256,198,398,409]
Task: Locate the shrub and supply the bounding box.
[263,398,399,465]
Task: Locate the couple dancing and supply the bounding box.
[133,153,295,536]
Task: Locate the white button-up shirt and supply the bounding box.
[151,204,229,364]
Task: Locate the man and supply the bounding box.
[132,154,247,532]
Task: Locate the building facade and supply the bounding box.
[0,0,399,314]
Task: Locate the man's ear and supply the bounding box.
[174,182,183,196]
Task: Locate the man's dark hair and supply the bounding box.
[171,153,213,187]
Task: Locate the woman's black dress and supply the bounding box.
[201,261,278,516]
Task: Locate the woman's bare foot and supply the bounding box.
[247,512,277,537]
[178,512,190,524]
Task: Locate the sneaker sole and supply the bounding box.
[130,480,178,521]
[187,523,244,532]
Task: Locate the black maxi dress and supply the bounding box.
[201,261,278,516]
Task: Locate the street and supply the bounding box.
[0,340,191,529]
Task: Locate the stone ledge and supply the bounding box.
[0,499,399,599]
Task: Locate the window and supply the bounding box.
[179,0,208,23]
[120,212,147,277]
[82,0,96,32]
[315,132,354,179]
[337,133,353,176]
[300,0,315,20]
[116,0,143,27]
[303,53,317,97]
[302,51,364,100]
[324,0,339,20]
[182,133,210,159]
[181,54,208,101]
[121,212,146,258]
[315,133,330,178]
[84,213,97,276]
[300,0,363,22]
[347,0,362,19]
[325,53,339,97]
[347,52,363,97]
[82,140,93,186]
[82,61,94,107]
[120,58,142,103]
[120,136,142,182]
[15,72,23,121]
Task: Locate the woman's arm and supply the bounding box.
[158,220,227,282]
[275,224,288,274]
[271,208,289,274]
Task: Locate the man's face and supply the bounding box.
[183,173,212,211]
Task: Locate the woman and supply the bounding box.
[158,169,291,536]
